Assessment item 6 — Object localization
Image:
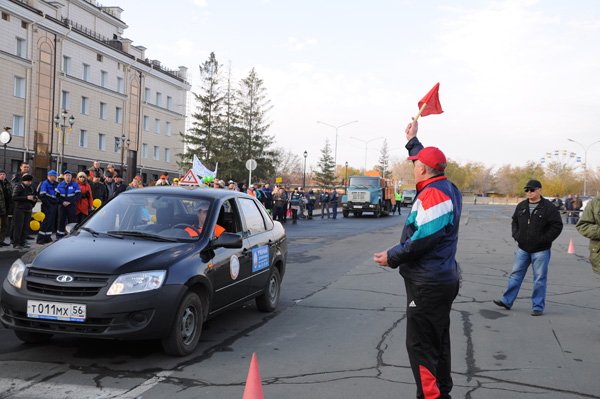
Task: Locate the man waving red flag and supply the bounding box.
[416,83,443,120]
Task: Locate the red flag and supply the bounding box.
[417,83,443,117]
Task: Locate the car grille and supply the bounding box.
[26,267,110,297]
[349,191,369,202]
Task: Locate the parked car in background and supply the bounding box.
[1,187,287,356]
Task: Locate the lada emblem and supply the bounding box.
[56,275,74,283]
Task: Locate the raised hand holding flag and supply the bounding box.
[414,82,443,121]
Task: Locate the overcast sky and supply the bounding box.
[116,0,600,172]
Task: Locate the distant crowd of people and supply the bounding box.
[550,193,584,224]
[209,180,341,224]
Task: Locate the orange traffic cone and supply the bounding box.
[568,238,575,254]
[243,353,264,399]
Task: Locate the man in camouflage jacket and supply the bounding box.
[576,196,600,274]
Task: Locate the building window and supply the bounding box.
[114,137,121,153]
[12,115,24,136]
[156,92,162,107]
[165,121,171,136]
[21,21,28,29]
[98,133,106,151]
[115,107,123,124]
[166,96,172,110]
[58,130,69,145]
[117,77,124,93]
[165,148,171,163]
[154,119,160,133]
[79,130,88,148]
[143,116,149,131]
[2,12,9,22]
[14,76,25,98]
[144,88,150,102]
[16,38,26,58]
[142,143,148,159]
[153,146,159,161]
[82,63,91,82]
[101,71,108,88]
[97,54,103,62]
[81,96,89,115]
[63,56,71,75]
[61,91,70,110]
[99,102,107,120]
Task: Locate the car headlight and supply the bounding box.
[107,271,166,296]
[7,259,26,289]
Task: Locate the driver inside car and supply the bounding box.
[184,207,225,238]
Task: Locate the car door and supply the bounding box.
[237,197,275,295]
[209,199,253,311]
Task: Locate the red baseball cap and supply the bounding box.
[407,147,447,171]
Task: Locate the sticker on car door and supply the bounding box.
[252,245,269,272]
[230,254,240,279]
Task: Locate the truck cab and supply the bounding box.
[341,171,395,218]
[401,187,417,207]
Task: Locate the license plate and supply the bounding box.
[27,300,86,322]
[354,206,363,209]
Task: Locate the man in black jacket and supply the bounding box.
[12,174,37,249]
[112,174,127,198]
[494,179,563,316]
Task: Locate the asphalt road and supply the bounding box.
[1,205,599,399]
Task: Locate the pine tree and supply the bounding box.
[315,138,335,187]
[375,139,391,178]
[178,52,224,172]
[233,68,275,183]
[216,62,242,180]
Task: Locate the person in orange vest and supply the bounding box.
[185,206,225,238]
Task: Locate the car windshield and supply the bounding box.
[349,177,379,187]
[80,192,214,241]
[403,189,417,195]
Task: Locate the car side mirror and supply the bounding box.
[212,232,243,249]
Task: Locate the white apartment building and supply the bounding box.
[0,0,190,184]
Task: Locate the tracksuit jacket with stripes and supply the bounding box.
[386,137,462,285]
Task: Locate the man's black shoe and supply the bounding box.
[531,310,543,316]
[493,299,510,310]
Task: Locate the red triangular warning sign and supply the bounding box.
[180,170,200,185]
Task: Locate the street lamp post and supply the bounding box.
[1,127,12,170]
[345,161,348,194]
[316,120,358,183]
[303,150,308,189]
[120,134,132,177]
[350,136,383,174]
[53,110,75,174]
[568,138,600,196]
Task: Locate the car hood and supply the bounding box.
[28,233,199,275]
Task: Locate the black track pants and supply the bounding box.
[404,280,460,399]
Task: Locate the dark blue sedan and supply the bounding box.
[1,187,287,356]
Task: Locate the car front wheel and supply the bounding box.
[162,291,203,356]
[256,268,281,312]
